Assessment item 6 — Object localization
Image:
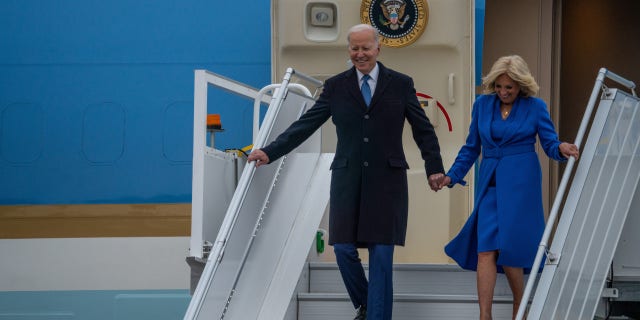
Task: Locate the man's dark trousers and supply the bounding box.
[334,243,394,320]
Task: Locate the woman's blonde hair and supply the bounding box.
[482,55,539,97]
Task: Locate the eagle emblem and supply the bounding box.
[380,0,409,30]
[361,0,428,48]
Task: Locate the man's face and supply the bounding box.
[348,30,380,74]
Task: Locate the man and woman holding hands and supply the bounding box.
[248,23,579,320]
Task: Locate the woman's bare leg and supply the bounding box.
[477,251,498,320]
[503,266,524,319]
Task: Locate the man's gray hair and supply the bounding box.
[347,24,380,45]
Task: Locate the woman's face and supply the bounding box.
[494,74,520,105]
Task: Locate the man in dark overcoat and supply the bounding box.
[247,23,444,320]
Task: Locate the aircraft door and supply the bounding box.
[271,0,475,263]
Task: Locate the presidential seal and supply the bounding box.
[360,0,429,48]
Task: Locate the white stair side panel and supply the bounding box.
[530,90,640,319]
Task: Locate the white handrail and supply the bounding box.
[189,70,272,259]
[253,84,312,143]
[600,67,636,97]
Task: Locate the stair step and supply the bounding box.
[297,293,515,320]
[308,262,522,295]
[293,262,532,319]
[299,292,515,303]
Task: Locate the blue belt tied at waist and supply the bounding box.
[483,144,535,159]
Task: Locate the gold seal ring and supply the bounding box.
[360,0,429,48]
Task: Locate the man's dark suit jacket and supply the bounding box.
[262,62,444,246]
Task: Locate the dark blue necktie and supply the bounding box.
[361,74,372,107]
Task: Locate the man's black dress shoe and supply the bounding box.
[354,305,366,320]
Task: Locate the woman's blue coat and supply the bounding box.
[444,94,566,272]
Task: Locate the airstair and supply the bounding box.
[518,68,640,320]
[185,68,334,320]
[185,68,640,319]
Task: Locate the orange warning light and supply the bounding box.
[207,114,222,130]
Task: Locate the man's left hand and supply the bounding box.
[428,173,445,192]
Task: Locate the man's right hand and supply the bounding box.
[247,149,270,167]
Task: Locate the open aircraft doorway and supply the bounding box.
[272,0,476,263]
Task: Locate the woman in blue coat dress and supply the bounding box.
[439,55,579,319]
